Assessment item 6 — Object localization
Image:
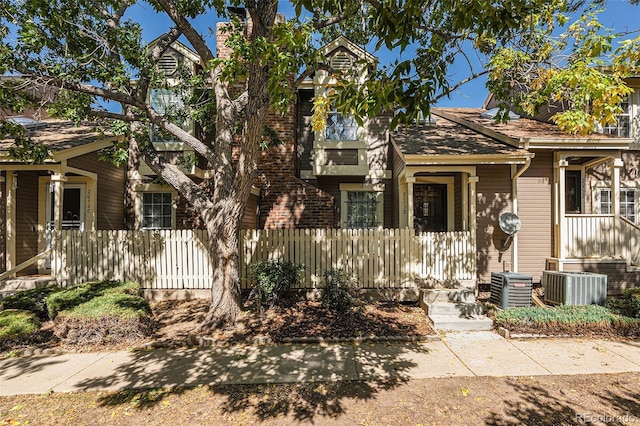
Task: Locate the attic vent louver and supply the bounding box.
[481,108,520,121]
[158,54,179,76]
[330,52,353,71]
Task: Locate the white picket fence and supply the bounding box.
[51,228,475,289]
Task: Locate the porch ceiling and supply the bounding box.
[392,114,532,165]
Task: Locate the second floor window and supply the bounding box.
[325,112,358,141]
[602,97,631,138]
[150,88,187,142]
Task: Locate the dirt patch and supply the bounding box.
[2,373,639,425]
[151,299,436,346]
[1,299,435,355]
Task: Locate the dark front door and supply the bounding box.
[414,184,447,232]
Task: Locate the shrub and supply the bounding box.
[0,310,40,342]
[321,269,358,312]
[607,288,640,319]
[0,284,62,321]
[46,281,141,320]
[249,260,304,311]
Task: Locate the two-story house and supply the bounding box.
[2,19,640,299]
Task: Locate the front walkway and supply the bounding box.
[2,332,640,396]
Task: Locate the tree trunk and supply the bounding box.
[197,203,244,333]
[124,122,141,230]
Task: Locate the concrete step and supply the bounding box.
[0,276,55,300]
[428,314,494,332]
[420,288,477,305]
[425,302,485,317]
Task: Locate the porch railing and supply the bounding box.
[565,214,616,258]
[565,214,640,266]
[50,228,475,290]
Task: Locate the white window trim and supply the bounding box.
[135,184,177,230]
[592,180,640,223]
[340,183,385,229]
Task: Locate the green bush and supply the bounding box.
[0,310,40,342]
[0,284,62,321]
[249,260,304,311]
[46,281,141,320]
[321,269,358,312]
[607,288,640,319]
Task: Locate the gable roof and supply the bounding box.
[0,119,118,162]
[392,114,532,165]
[319,36,377,63]
[147,37,200,65]
[433,108,633,150]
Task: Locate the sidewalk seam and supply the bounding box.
[439,338,477,377]
[50,353,111,392]
[506,340,554,375]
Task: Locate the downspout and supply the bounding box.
[511,157,532,272]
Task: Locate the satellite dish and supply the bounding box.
[499,212,521,235]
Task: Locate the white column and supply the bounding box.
[468,176,479,246]
[556,159,568,259]
[51,173,67,231]
[406,177,415,230]
[462,173,469,231]
[612,158,623,256]
[5,172,16,271]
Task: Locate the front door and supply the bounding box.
[414,184,447,232]
[44,184,85,268]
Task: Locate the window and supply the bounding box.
[621,189,637,223]
[602,97,631,138]
[344,191,381,229]
[141,192,173,229]
[149,88,187,142]
[565,170,582,214]
[598,188,637,223]
[325,112,358,141]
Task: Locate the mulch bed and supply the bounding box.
[150,299,436,346]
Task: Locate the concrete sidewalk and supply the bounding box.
[2,332,640,396]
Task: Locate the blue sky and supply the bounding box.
[128,1,639,108]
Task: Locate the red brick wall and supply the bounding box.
[216,20,335,230]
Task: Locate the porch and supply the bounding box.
[549,150,640,293]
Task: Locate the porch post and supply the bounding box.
[461,173,469,230]
[406,176,415,231]
[468,175,479,273]
[51,173,67,231]
[555,158,568,259]
[5,172,16,272]
[612,158,623,256]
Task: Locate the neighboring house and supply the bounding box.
[2,23,640,298]
[0,118,125,275]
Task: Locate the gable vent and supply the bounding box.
[158,54,179,76]
[330,51,354,71]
